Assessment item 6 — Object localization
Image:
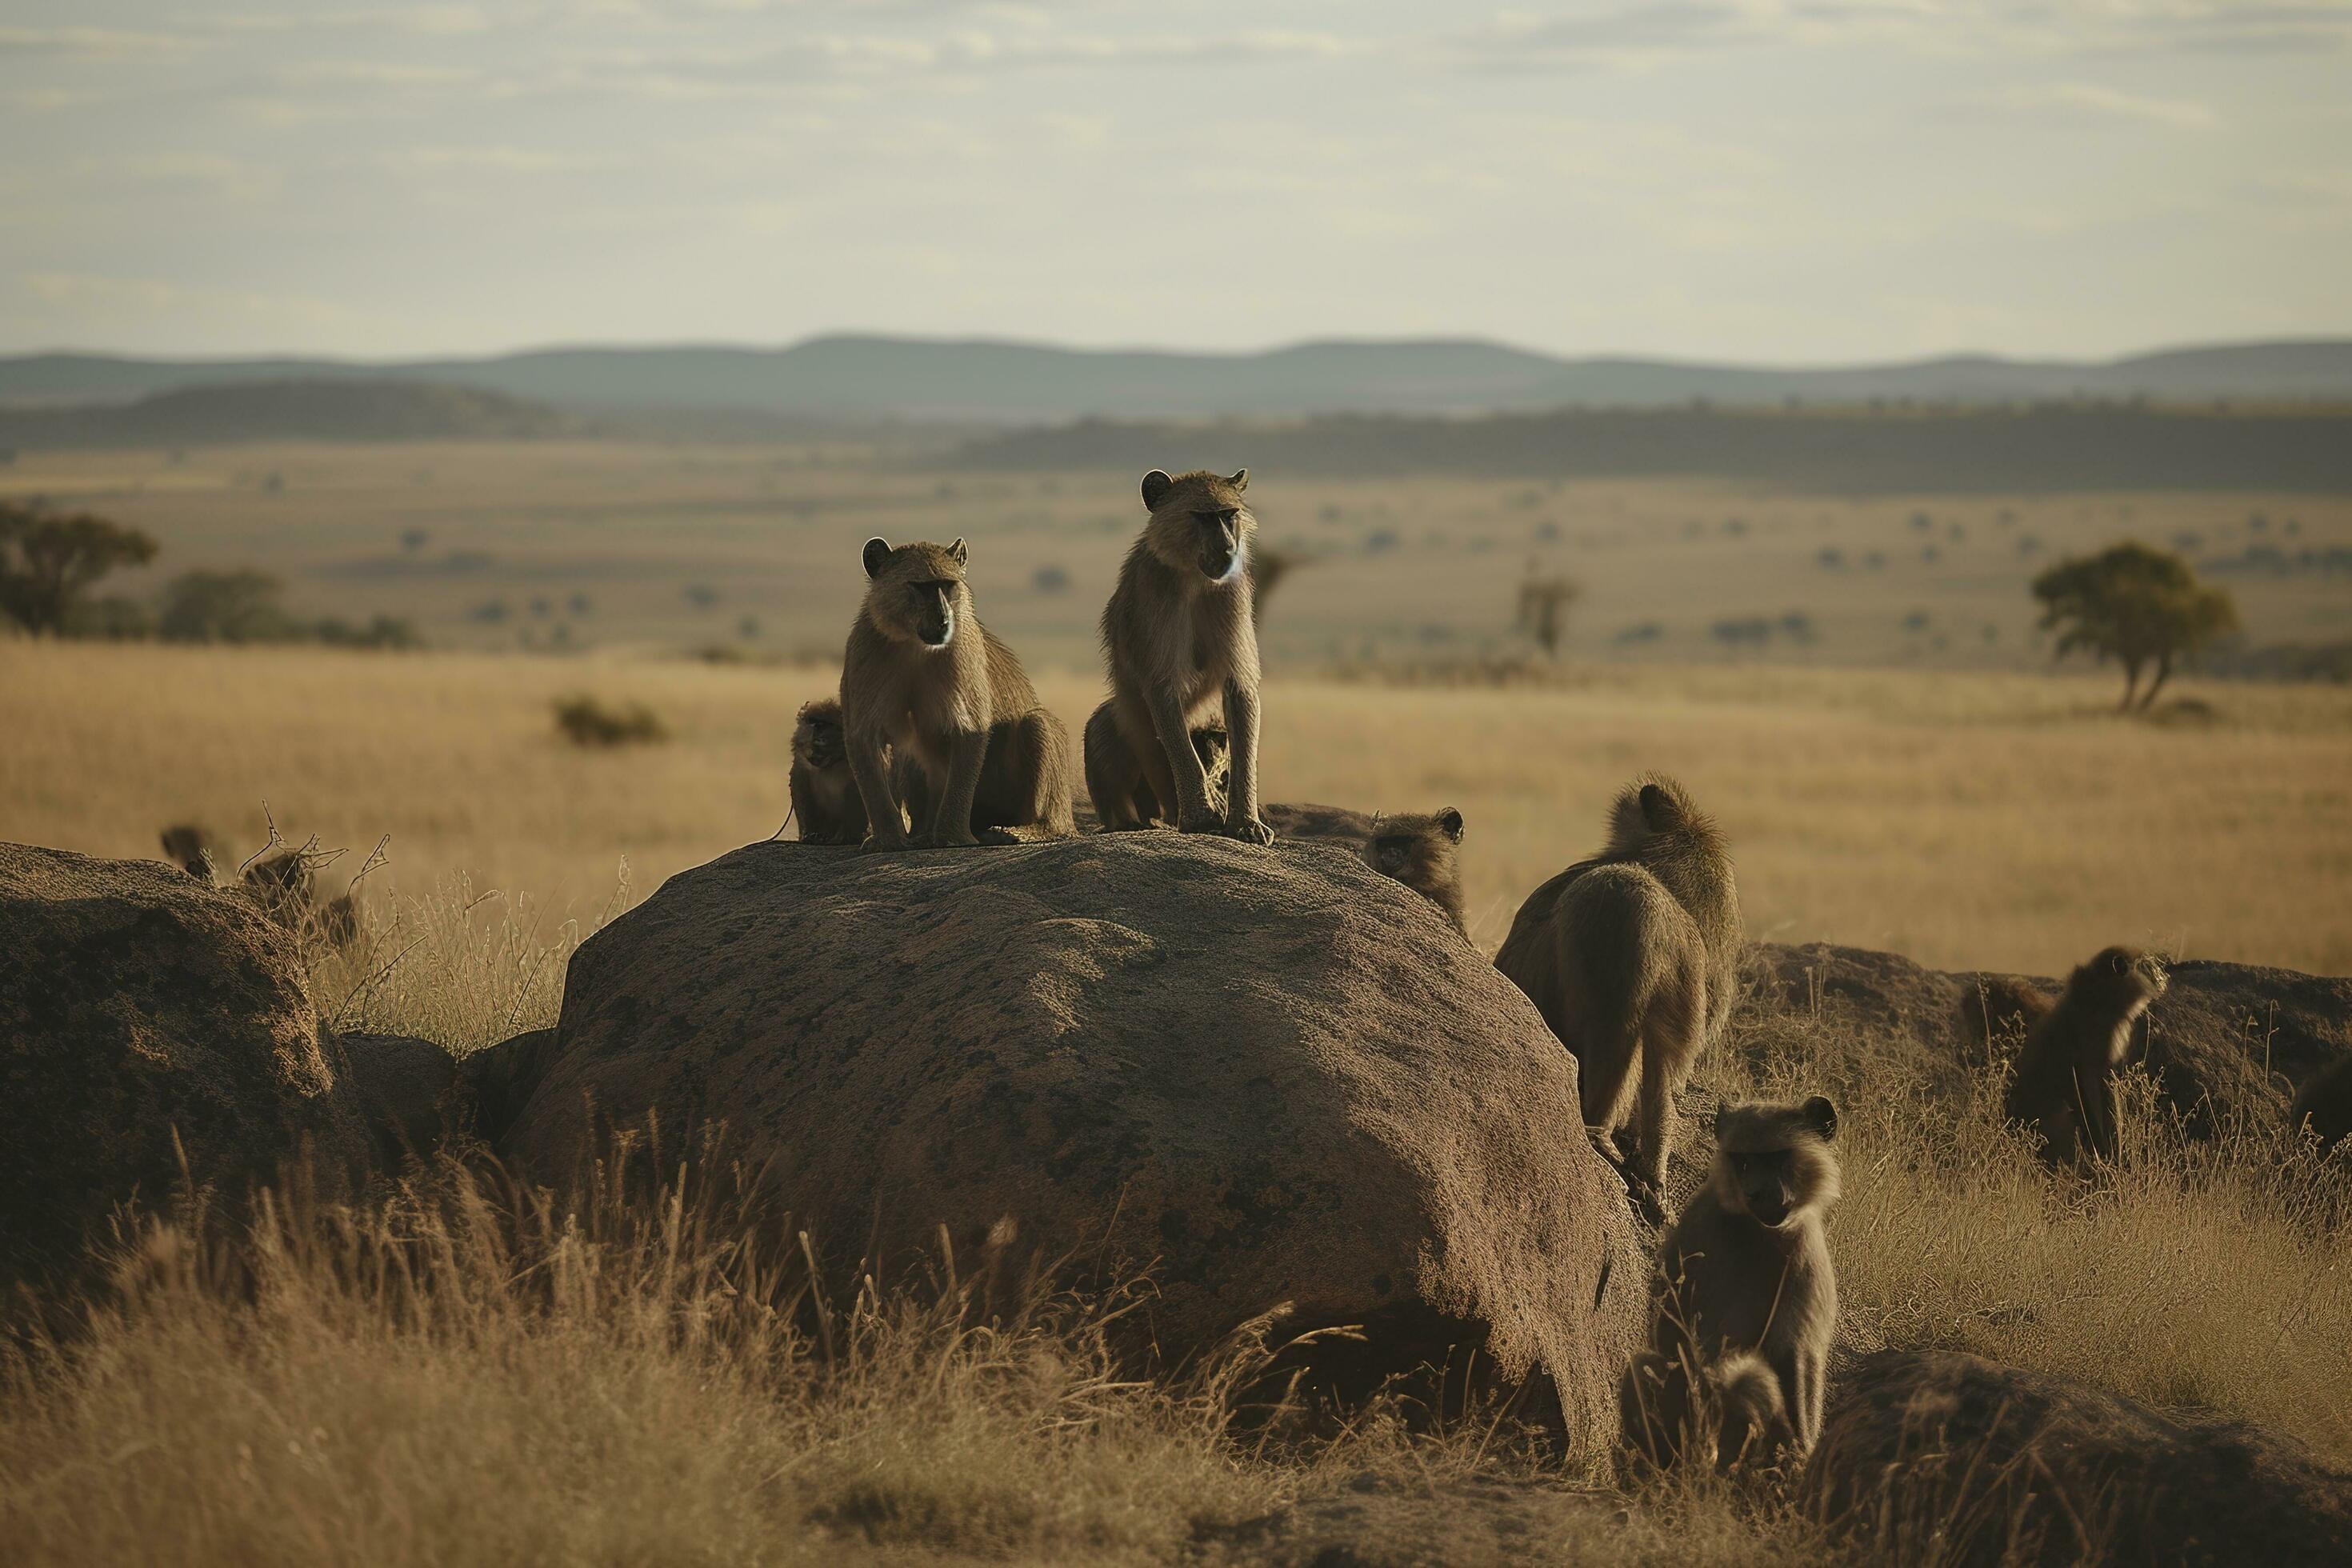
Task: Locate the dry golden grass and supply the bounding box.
[4,638,2349,974]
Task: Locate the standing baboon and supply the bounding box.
[1621,1096,1840,1473]
[2290,1056,2352,1159]
[1258,802,1470,937]
[839,536,1074,850]
[1494,777,1741,1210]
[1088,468,1272,843]
[790,698,870,845]
[2002,946,2166,1169]
[1081,698,1230,826]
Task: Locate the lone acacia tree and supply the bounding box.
[1516,562,1581,658]
[2031,541,2238,710]
[0,503,158,636]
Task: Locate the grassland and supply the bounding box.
[3,440,2348,674]
[5,639,2349,978]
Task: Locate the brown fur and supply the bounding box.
[1258,802,1468,937]
[839,536,1074,850]
[1622,1096,1840,1470]
[2002,946,2166,1168]
[2290,1055,2352,1159]
[1493,776,1742,1209]
[1088,469,1271,843]
[1081,699,1229,826]
[159,823,214,879]
[790,698,870,845]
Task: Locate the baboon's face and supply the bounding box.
[794,704,846,770]
[862,537,971,650]
[1714,1095,1839,1230]
[2073,946,2167,1015]
[1365,809,1464,881]
[1140,469,1253,585]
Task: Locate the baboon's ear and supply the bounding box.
[1227,468,1249,492]
[1141,470,1174,510]
[1638,782,1673,830]
[947,536,968,568]
[1802,1095,1838,1142]
[2109,950,2129,974]
[862,538,893,578]
[1436,806,1464,842]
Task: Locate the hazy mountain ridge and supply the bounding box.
[4,334,2350,422]
[0,380,594,448]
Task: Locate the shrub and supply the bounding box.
[554,695,666,748]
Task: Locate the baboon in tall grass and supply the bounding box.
[1494,776,1741,1211]
[2002,946,2166,1169]
[838,537,1074,850]
[2290,1055,2352,1159]
[1621,1096,1839,1474]
[1087,469,1271,843]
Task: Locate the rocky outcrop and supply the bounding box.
[505,834,1648,1452]
[0,842,370,1286]
[1805,1350,2352,1566]
[1746,942,2352,1133]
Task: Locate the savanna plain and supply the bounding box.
[3,440,2351,1565]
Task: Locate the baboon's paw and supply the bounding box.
[1224,816,1275,846]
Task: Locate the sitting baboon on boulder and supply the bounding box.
[839,536,1074,849]
[1494,776,1741,1213]
[1621,1096,1839,1474]
[790,698,870,845]
[1082,699,1229,826]
[2002,946,2166,1169]
[1258,802,1469,937]
[1086,468,1271,842]
[2291,1055,2352,1160]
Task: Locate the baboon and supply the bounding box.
[2002,946,2167,1168]
[840,536,1074,850]
[2290,1055,2352,1159]
[1088,468,1272,843]
[1493,776,1741,1211]
[242,848,359,948]
[789,698,870,845]
[1620,1096,1840,1471]
[1258,802,1469,937]
[159,823,214,879]
[1081,698,1230,826]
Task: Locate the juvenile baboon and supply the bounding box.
[1258,802,1469,937]
[2002,946,2167,1169]
[1494,777,1741,1210]
[789,698,870,845]
[242,848,359,948]
[1620,1096,1840,1471]
[2290,1055,2352,1159]
[840,536,1074,850]
[159,823,215,879]
[1081,698,1229,826]
[1089,468,1272,843]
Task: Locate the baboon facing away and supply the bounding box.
[1621,1096,1840,1473]
[1494,776,1741,1210]
[159,823,214,879]
[790,698,870,845]
[2002,946,2166,1169]
[1258,802,1469,937]
[163,822,358,948]
[1089,468,1272,843]
[1081,698,1229,826]
[839,537,1074,850]
[2290,1055,2352,1159]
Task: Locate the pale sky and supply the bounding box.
[2,2,2348,362]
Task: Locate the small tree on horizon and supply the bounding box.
[0,503,158,635]
[1515,562,1581,658]
[2030,541,2238,710]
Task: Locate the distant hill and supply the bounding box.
[0,380,591,448]
[3,335,2350,423]
[953,404,2352,494]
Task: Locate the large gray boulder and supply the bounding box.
[0,842,371,1286]
[1747,942,2352,1134]
[1805,1350,2352,1566]
[506,834,1647,1452]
